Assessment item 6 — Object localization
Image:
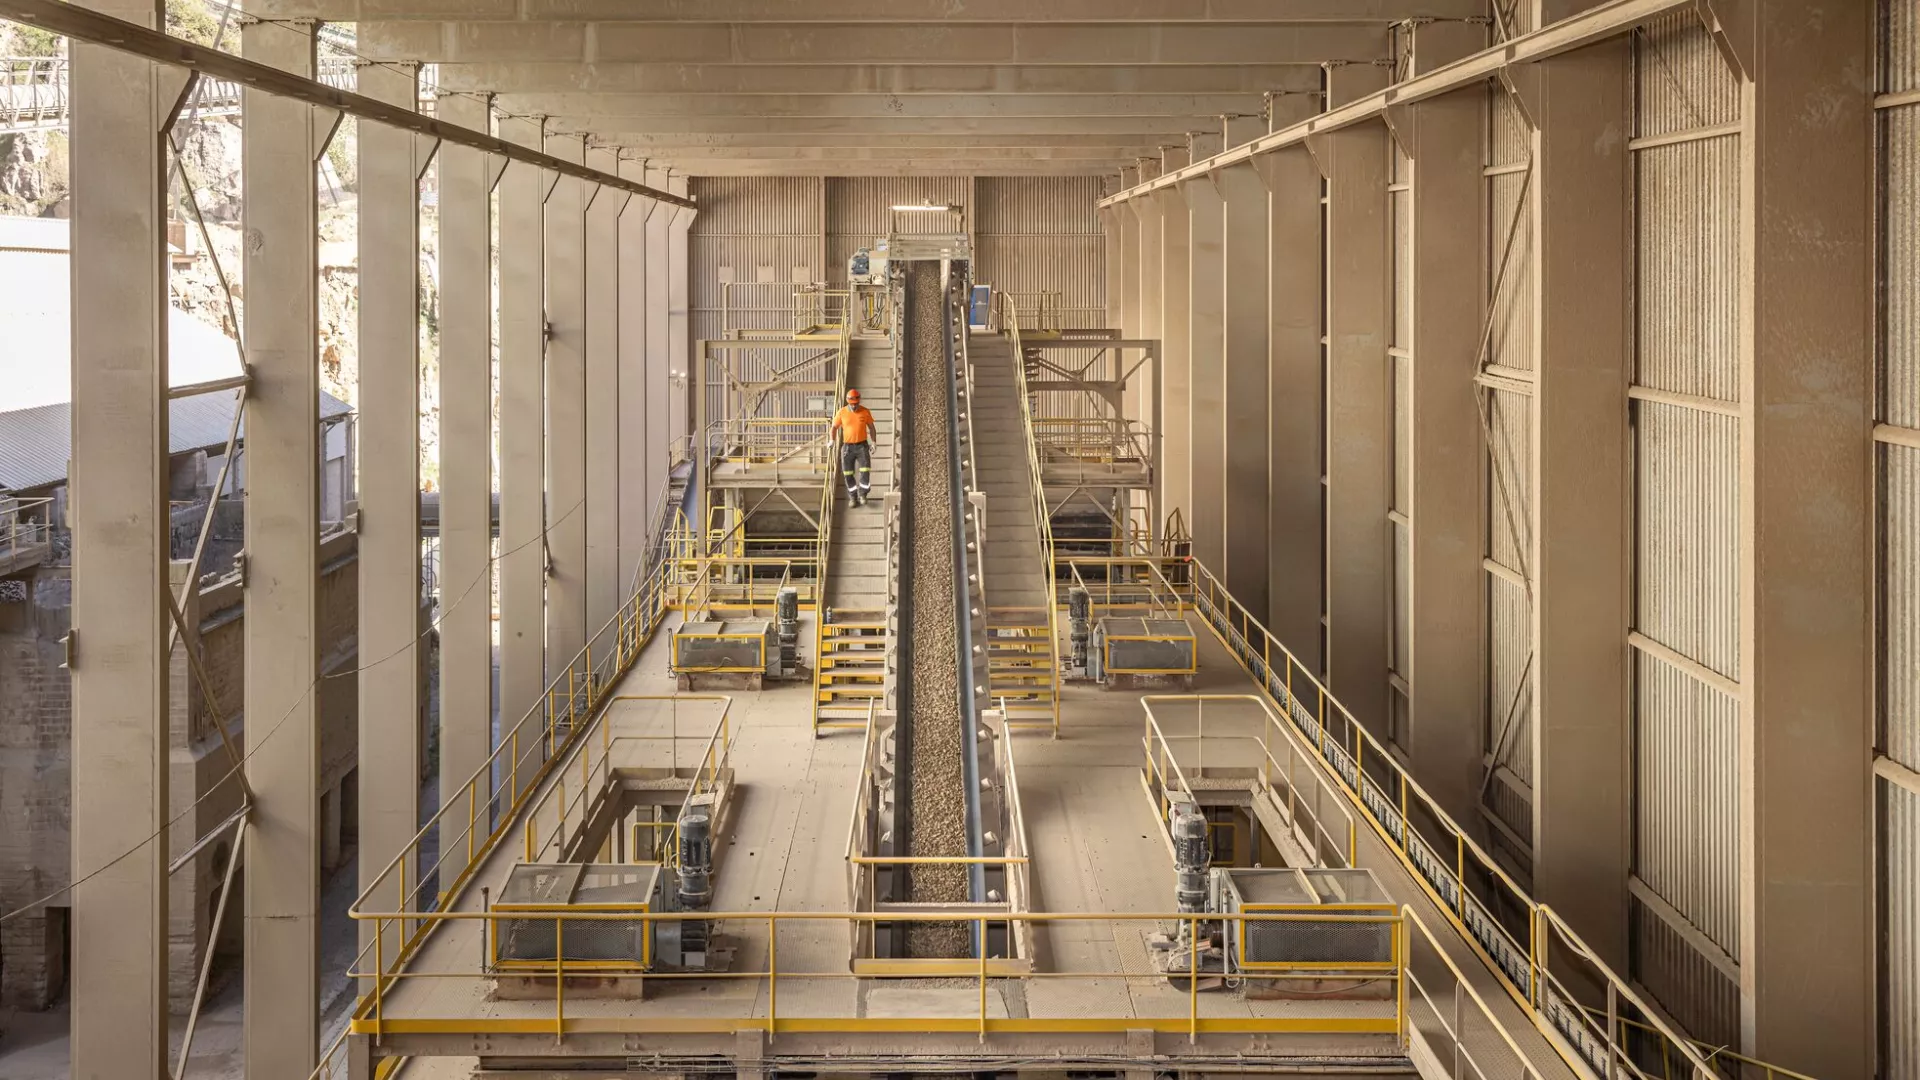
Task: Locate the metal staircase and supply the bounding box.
[813,338,898,732]
[967,332,1060,733]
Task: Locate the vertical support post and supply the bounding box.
[1407,83,1487,825]
[356,59,422,981]
[1156,171,1191,529]
[1261,109,1325,668]
[1530,39,1630,965]
[68,0,176,1068]
[645,165,673,496]
[1184,173,1226,576]
[586,147,628,635]
[617,156,655,601]
[497,115,547,769]
[1739,3,1873,1072]
[668,172,693,448]
[1220,162,1269,614]
[1323,63,1393,731]
[546,132,590,679]
[435,90,495,858]
[241,14,321,1076]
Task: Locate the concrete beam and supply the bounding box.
[1529,41,1630,967]
[586,147,626,635]
[570,117,1229,136]
[501,93,1272,119]
[1740,2,1873,1073]
[434,89,494,868]
[601,133,1174,150]
[497,114,546,796]
[1184,173,1226,578]
[435,62,1328,97]
[357,21,1391,65]
[667,161,1121,177]
[617,155,654,599]
[1405,85,1485,829]
[240,13,320,1077]
[1220,162,1269,616]
[545,132,589,683]
[261,0,1482,21]
[1323,65,1391,727]
[67,0,172,1071]
[647,146,1155,161]
[354,58,421,985]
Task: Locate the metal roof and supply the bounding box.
[0,389,352,494]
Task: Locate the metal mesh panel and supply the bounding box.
[1243,916,1393,966]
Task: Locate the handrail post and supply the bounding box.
[978,916,989,1041]
[1188,915,1199,1044]
[555,916,565,1043]
[767,916,778,1033]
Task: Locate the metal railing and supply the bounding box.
[717,282,855,339]
[1,53,365,131]
[1060,555,1188,618]
[0,495,54,572]
[995,292,1064,736]
[1031,415,1154,467]
[807,308,858,733]
[1140,695,1358,871]
[1180,560,1727,1080]
[993,289,1066,333]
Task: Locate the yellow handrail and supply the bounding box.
[996,290,1063,736]
[809,310,856,734]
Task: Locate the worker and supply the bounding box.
[832,388,877,506]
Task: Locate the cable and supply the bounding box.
[0,492,588,926]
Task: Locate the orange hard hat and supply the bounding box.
[847,389,861,402]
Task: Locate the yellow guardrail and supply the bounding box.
[996,292,1063,737]
[1059,555,1188,617]
[808,307,859,734]
[1178,560,1733,1080]
[1140,695,1358,871]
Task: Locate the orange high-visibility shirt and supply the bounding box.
[834,404,876,444]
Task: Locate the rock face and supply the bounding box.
[899,260,970,959]
[0,131,69,218]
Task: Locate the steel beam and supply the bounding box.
[434,89,493,866]
[497,115,546,794]
[1099,0,1692,207]
[67,0,174,1072]
[586,147,626,635]
[240,13,320,1077]
[1404,85,1485,829]
[435,62,1328,97]
[545,132,590,681]
[354,58,422,988]
[0,0,690,209]
[356,21,1392,66]
[1529,42,1630,968]
[1739,2,1873,1071]
[1220,162,1269,615]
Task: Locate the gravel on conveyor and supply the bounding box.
[899,261,970,959]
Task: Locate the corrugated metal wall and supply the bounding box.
[1883,0,1920,1072]
[976,176,1108,329]
[688,176,824,344]
[1483,84,1535,855]
[826,176,973,288]
[1628,12,1744,1030]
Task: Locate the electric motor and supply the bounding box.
[1169,802,1211,914]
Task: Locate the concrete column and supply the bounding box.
[586,148,627,635]
[355,61,421,963]
[241,15,321,1076]
[1406,85,1487,829]
[497,115,546,791]
[434,91,493,857]
[617,156,655,599]
[67,0,173,1069]
[1220,162,1269,615]
[1156,178,1191,532]
[1322,63,1392,730]
[1528,42,1630,966]
[1739,3,1873,1072]
[644,166,672,496]
[668,173,693,448]
[1101,204,1127,332]
[1262,112,1324,670]
[1128,190,1161,447]
[1183,174,1225,576]
[545,133,589,677]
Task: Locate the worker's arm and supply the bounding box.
[830,408,843,440]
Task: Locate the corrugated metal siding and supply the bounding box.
[1635,14,1741,139]
[1892,445,1920,771]
[1487,389,1531,572]
[976,176,1107,329]
[1635,650,1741,958]
[1630,895,1741,1050]
[1890,0,1920,95]
[1891,107,1920,431]
[1630,17,1745,1009]
[826,176,971,288]
[1636,404,1741,681]
[688,176,823,343]
[1393,354,1411,514]
[1487,572,1532,786]
[1888,779,1920,1080]
[1392,519,1410,681]
[1634,139,1742,401]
